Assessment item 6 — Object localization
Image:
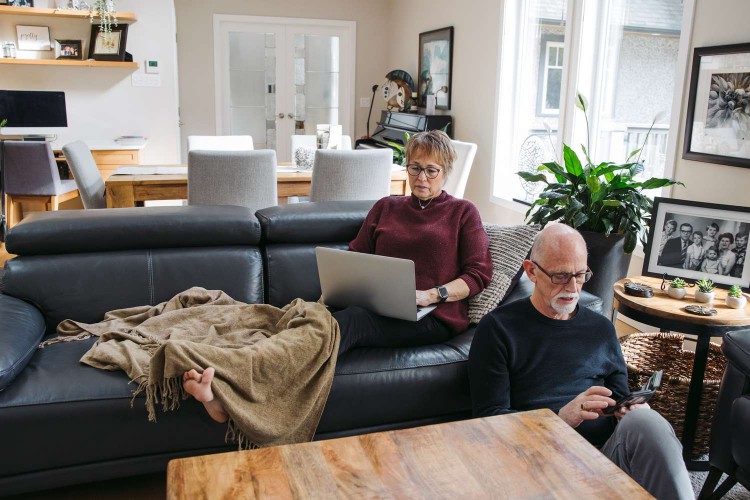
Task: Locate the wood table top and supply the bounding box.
[614,276,750,326]
[166,409,651,500]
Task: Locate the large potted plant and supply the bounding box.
[518,93,683,314]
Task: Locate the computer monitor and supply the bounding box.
[0,90,68,128]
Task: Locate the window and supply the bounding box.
[493,0,690,206]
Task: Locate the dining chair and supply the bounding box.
[443,140,477,199]
[310,149,392,202]
[3,141,79,228]
[188,135,254,151]
[62,141,107,209]
[188,150,277,213]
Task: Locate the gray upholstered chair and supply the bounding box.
[3,141,79,228]
[443,140,477,199]
[188,150,277,213]
[62,141,107,209]
[310,149,392,202]
[188,135,254,151]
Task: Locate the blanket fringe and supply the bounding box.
[38,332,92,349]
[226,418,260,451]
[144,377,185,422]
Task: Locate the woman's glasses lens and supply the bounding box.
[406,165,441,179]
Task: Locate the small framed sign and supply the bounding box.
[16,25,51,51]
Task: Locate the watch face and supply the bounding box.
[438,286,449,299]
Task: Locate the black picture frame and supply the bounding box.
[683,43,750,170]
[55,39,82,60]
[8,0,34,6]
[642,197,750,289]
[88,24,128,62]
[418,26,454,110]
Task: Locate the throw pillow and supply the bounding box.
[468,223,540,324]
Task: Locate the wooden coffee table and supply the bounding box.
[167,409,651,499]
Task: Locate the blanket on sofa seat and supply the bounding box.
[43,287,340,449]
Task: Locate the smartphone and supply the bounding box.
[602,370,663,415]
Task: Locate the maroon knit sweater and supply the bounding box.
[349,191,493,333]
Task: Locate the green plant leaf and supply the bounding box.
[627,148,642,161]
[571,212,588,228]
[517,172,549,184]
[601,200,623,207]
[624,231,637,253]
[575,92,588,112]
[563,145,584,177]
[539,191,568,200]
[539,162,568,183]
[586,175,601,194]
[639,177,679,190]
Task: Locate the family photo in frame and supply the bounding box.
[643,197,750,289]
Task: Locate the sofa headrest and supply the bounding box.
[6,205,261,255]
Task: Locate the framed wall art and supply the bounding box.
[16,25,50,51]
[683,43,750,169]
[88,24,128,61]
[418,26,453,110]
[642,197,750,289]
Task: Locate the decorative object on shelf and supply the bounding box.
[726,285,747,309]
[16,25,51,51]
[683,43,750,170]
[9,0,33,6]
[642,197,750,289]
[88,23,127,61]
[695,278,716,303]
[518,92,682,315]
[2,41,16,59]
[624,282,654,298]
[382,70,415,112]
[293,148,315,170]
[418,26,453,110]
[667,277,687,300]
[684,305,718,316]
[90,0,117,41]
[54,39,82,60]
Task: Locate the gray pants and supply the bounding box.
[600,408,694,500]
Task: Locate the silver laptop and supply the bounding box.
[316,247,437,321]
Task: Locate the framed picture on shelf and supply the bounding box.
[9,0,34,6]
[683,43,750,170]
[55,39,82,60]
[16,25,50,51]
[418,26,453,110]
[642,197,750,289]
[88,24,128,61]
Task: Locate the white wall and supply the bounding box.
[0,0,180,164]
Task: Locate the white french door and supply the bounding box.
[214,15,356,162]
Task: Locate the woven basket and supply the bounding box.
[619,332,727,457]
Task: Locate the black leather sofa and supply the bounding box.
[0,202,602,496]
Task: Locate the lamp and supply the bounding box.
[366,84,378,138]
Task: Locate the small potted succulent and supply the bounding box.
[726,285,747,309]
[695,279,716,303]
[668,278,687,299]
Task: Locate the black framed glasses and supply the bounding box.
[532,261,593,285]
[406,164,443,179]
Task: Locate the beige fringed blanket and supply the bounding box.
[44,287,340,449]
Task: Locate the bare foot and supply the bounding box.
[182,367,229,423]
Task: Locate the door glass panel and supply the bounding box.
[228,31,276,149]
[293,34,340,135]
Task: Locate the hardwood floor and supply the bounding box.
[0,242,13,266]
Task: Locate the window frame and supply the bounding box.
[537,34,565,116]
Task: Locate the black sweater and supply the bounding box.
[468,297,630,445]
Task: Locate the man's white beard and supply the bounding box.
[551,292,579,316]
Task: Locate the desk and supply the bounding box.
[166,410,651,499]
[613,276,750,469]
[105,166,409,208]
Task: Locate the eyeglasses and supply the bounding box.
[532,261,592,285]
[406,164,443,179]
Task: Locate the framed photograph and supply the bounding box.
[88,24,128,61]
[683,43,750,169]
[16,25,50,51]
[55,39,82,60]
[642,197,750,289]
[9,0,34,6]
[418,26,454,110]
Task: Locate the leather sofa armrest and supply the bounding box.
[723,331,750,377]
[0,294,46,391]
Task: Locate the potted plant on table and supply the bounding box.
[517,93,683,313]
[695,279,716,303]
[726,285,747,309]
[668,278,687,300]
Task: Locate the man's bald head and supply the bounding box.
[529,223,587,264]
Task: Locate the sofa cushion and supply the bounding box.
[723,331,750,377]
[468,224,539,323]
[6,206,261,256]
[732,395,750,472]
[257,200,374,243]
[0,295,46,391]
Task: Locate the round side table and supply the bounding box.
[612,276,750,470]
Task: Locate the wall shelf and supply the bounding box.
[0,58,138,68]
[0,5,137,23]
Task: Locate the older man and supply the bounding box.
[468,224,693,500]
[659,222,693,268]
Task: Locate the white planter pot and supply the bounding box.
[726,295,747,309]
[668,287,686,299]
[695,290,715,303]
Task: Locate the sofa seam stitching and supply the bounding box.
[336,358,466,376]
[147,250,154,305]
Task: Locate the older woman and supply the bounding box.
[659,220,678,257]
[182,130,493,422]
[717,232,737,275]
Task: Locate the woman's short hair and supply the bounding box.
[405,130,457,177]
[718,232,735,245]
[664,220,677,230]
[692,231,703,240]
